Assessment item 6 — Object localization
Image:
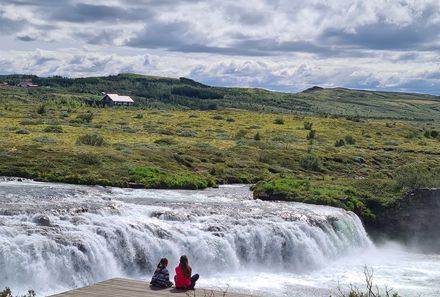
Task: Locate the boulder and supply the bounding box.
[33,214,51,227]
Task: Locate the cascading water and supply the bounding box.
[1,179,439,297]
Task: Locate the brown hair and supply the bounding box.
[157,257,168,269]
[179,255,192,278]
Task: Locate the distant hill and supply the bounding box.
[1,73,439,120]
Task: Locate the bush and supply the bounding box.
[36,104,46,115]
[176,130,197,137]
[154,137,178,145]
[73,112,94,124]
[333,267,401,297]
[226,117,235,122]
[32,136,60,144]
[273,117,284,125]
[76,134,105,146]
[299,154,322,171]
[43,125,64,133]
[212,115,224,120]
[15,128,31,135]
[303,121,313,130]
[335,139,345,147]
[254,132,261,141]
[135,113,143,119]
[394,163,440,190]
[306,130,316,140]
[423,129,439,139]
[344,135,356,145]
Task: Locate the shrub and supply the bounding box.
[333,267,401,297]
[431,130,439,138]
[344,135,356,145]
[15,128,31,135]
[306,130,316,140]
[154,137,178,145]
[335,139,345,147]
[235,129,248,139]
[303,121,313,130]
[20,119,43,125]
[254,132,261,141]
[212,115,224,120]
[76,134,105,146]
[226,118,235,122]
[176,130,197,137]
[36,104,46,115]
[299,154,322,171]
[394,163,440,190]
[32,136,60,144]
[273,117,284,125]
[134,113,143,119]
[43,125,64,133]
[73,112,94,124]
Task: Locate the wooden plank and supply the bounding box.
[48,278,258,297]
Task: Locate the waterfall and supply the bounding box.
[0,181,372,295]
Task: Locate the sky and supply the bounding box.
[0,0,439,94]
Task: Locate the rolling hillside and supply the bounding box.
[1,73,439,120]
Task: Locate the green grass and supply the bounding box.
[1,76,440,221]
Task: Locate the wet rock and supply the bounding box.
[368,188,440,253]
[127,182,145,189]
[33,215,51,226]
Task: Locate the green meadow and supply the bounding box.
[1,74,440,221]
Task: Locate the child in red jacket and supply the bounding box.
[174,255,199,290]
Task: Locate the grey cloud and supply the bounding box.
[224,5,269,26]
[50,3,149,23]
[0,13,25,34]
[16,35,35,42]
[127,21,200,49]
[320,19,440,51]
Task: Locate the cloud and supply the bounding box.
[0,11,25,34]
[320,21,440,51]
[0,0,439,94]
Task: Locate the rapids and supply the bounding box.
[0,179,439,296]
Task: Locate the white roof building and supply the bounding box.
[103,94,134,103]
[101,94,134,106]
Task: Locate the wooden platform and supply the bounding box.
[49,278,258,297]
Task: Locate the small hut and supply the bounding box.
[101,94,134,106]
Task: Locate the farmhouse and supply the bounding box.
[17,81,38,88]
[101,94,134,106]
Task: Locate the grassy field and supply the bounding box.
[1,77,440,221]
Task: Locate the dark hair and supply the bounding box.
[157,257,168,269]
[179,255,192,278]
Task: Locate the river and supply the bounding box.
[0,180,439,296]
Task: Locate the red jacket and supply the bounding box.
[175,265,191,288]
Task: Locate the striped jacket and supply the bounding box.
[150,267,173,288]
